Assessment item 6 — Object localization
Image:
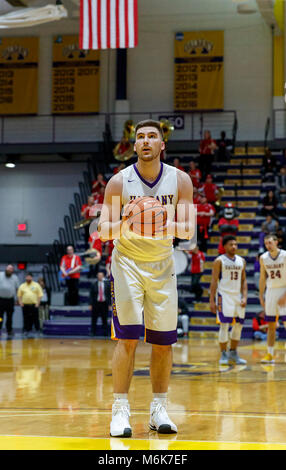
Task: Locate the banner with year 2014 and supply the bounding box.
[0,37,38,115]
[52,35,100,114]
[174,31,224,111]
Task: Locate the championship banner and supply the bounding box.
[52,35,100,114]
[0,37,38,115]
[174,31,224,111]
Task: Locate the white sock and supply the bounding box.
[153,393,167,404]
[113,393,128,402]
[268,346,274,356]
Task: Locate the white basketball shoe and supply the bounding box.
[149,400,177,434]
[110,400,132,438]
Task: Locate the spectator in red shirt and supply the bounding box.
[81,195,95,249]
[197,194,215,252]
[81,196,95,220]
[199,130,217,180]
[93,186,105,205]
[193,187,200,205]
[203,175,219,205]
[188,161,202,188]
[60,246,82,306]
[187,245,205,301]
[92,173,107,196]
[105,240,114,257]
[172,157,185,172]
[87,231,102,278]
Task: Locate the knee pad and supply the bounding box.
[230,322,243,341]
[219,323,229,343]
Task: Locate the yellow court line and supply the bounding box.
[0,436,286,450]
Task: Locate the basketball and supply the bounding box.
[124,196,167,237]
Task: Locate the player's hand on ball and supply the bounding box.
[210,300,217,314]
[122,200,136,220]
[153,217,171,238]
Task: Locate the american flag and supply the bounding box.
[80,0,138,50]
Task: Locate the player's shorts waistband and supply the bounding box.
[113,246,173,265]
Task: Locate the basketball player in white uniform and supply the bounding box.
[210,235,248,365]
[98,120,195,437]
[259,234,286,363]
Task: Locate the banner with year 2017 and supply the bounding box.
[174,31,224,111]
[52,35,100,114]
[0,37,38,115]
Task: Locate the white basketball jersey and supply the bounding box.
[217,254,245,295]
[261,249,286,289]
[114,162,178,262]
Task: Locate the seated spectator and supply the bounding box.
[172,157,185,172]
[92,173,107,196]
[113,163,126,174]
[177,297,190,337]
[93,186,105,205]
[259,215,279,253]
[261,190,278,218]
[262,149,277,182]
[215,131,232,162]
[199,130,217,180]
[187,245,205,301]
[188,161,202,188]
[253,311,279,341]
[81,195,95,248]
[202,174,219,205]
[197,194,215,252]
[60,246,82,306]
[253,311,268,341]
[277,226,286,250]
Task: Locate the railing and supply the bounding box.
[45,157,95,293]
[264,116,270,148]
[0,110,237,144]
[273,109,286,139]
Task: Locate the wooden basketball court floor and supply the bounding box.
[1,336,286,450]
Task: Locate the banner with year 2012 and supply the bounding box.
[174,31,224,111]
[0,37,38,115]
[52,35,100,114]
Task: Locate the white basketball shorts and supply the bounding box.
[216,291,245,324]
[110,248,178,345]
[265,287,286,322]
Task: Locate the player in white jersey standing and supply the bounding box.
[210,235,248,365]
[259,234,286,363]
[98,120,195,437]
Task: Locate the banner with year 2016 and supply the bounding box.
[52,35,100,114]
[0,37,38,115]
[174,31,224,111]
